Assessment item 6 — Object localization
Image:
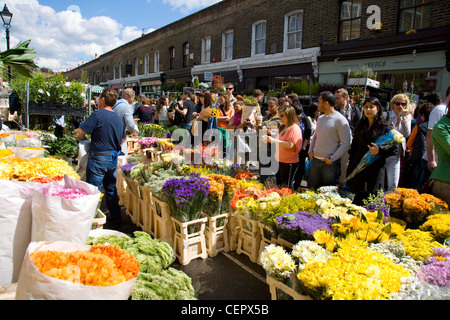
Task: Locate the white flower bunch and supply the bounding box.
[260,244,296,280]
[390,277,450,300]
[291,240,331,271]
[210,158,233,168]
[368,241,422,276]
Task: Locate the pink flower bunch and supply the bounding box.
[43,188,88,200]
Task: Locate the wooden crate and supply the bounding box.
[91,209,107,230]
[203,213,229,257]
[151,196,174,244]
[236,214,260,263]
[172,217,208,265]
[224,211,240,252]
[137,185,153,233]
[257,222,277,266]
[140,147,162,164]
[127,138,139,154]
[277,237,294,250]
[124,176,140,224]
[266,275,312,300]
[116,168,127,206]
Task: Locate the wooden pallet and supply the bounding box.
[266,275,312,300]
[172,217,208,265]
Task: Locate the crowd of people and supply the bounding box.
[76,84,450,223]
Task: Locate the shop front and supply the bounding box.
[319,50,450,99]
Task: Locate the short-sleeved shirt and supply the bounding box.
[181,99,196,123]
[276,124,303,163]
[423,103,448,161]
[80,109,125,152]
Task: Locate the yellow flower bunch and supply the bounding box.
[30,244,140,286]
[394,229,442,261]
[297,246,411,300]
[420,214,450,243]
[15,135,29,140]
[209,108,220,118]
[157,138,175,149]
[237,179,264,191]
[0,157,79,181]
[209,174,238,196]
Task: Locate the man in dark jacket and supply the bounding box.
[335,88,362,189]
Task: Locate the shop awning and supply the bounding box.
[90,85,104,94]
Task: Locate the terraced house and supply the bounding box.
[64,0,450,98]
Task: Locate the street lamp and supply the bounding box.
[0,4,12,82]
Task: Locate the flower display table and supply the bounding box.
[124,176,140,224]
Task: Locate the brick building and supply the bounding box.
[63,0,450,97]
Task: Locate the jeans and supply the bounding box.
[307,158,338,189]
[384,155,400,192]
[86,154,122,220]
[180,122,193,132]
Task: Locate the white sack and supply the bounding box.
[31,175,101,244]
[0,180,46,285]
[15,241,137,300]
[77,140,90,181]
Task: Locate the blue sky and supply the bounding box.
[2,0,222,71]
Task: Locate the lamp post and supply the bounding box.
[0,4,12,82]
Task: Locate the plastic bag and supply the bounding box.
[31,175,101,244]
[77,139,90,181]
[0,179,46,285]
[15,241,138,300]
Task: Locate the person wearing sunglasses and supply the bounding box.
[383,94,412,191]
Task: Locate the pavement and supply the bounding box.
[103,206,272,300]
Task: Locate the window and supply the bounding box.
[119,62,122,78]
[399,0,432,32]
[339,0,362,41]
[202,37,211,64]
[144,55,149,74]
[169,47,175,70]
[252,21,266,56]
[222,30,233,61]
[183,42,190,67]
[154,51,160,72]
[284,11,303,50]
[135,58,139,76]
[113,64,116,79]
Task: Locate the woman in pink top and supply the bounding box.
[265,105,303,189]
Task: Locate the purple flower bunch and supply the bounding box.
[276,211,334,243]
[162,173,210,221]
[418,247,450,287]
[121,162,137,175]
[363,190,390,219]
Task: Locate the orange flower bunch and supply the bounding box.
[209,174,238,195]
[29,176,64,183]
[265,188,293,196]
[0,133,12,138]
[420,193,448,211]
[208,179,225,201]
[30,244,139,286]
[234,171,253,179]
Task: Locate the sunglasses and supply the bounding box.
[226,87,233,90]
[394,102,407,107]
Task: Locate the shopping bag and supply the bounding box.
[15,241,138,300]
[77,139,90,181]
[31,175,101,244]
[0,179,46,285]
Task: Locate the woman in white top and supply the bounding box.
[155,96,170,126]
[383,93,412,191]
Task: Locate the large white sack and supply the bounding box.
[31,175,101,244]
[0,180,46,286]
[15,241,137,300]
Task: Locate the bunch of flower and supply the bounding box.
[368,241,422,276]
[276,212,334,244]
[157,138,175,151]
[209,108,220,118]
[390,277,450,300]
[209,174,238,214]
[138,123,166,138]
[120,162,138,176]
[203,179,225,216]
[234,171,254,180]
[137,137,159,148]
[297,246,411,300]
[291,240,331,271]
[30,244,139,286]
[394,229,442,261]
[315,193,365,221]
[420,213,450,243]
[416,247,450,287]
[363,189,390,218]
[29,176,64,184]
[162,172,210,222]
[143,166,179,200]
[0,133,12,139]
[0,157,79,181]
[259,244,296,281]
[43,187,88,200]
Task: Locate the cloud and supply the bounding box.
[2,0,139,72]
[162,0,222,14]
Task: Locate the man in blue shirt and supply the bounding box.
[75,88,125,224]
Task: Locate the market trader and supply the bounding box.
[75,88,126,224]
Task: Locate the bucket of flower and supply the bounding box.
[162,173,210,265]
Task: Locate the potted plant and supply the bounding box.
[348,66,380,88]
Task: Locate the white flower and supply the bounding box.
[38,89,44,94]
[260,244,295,280]
[292,240,330,270]
[391,129,406,144]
